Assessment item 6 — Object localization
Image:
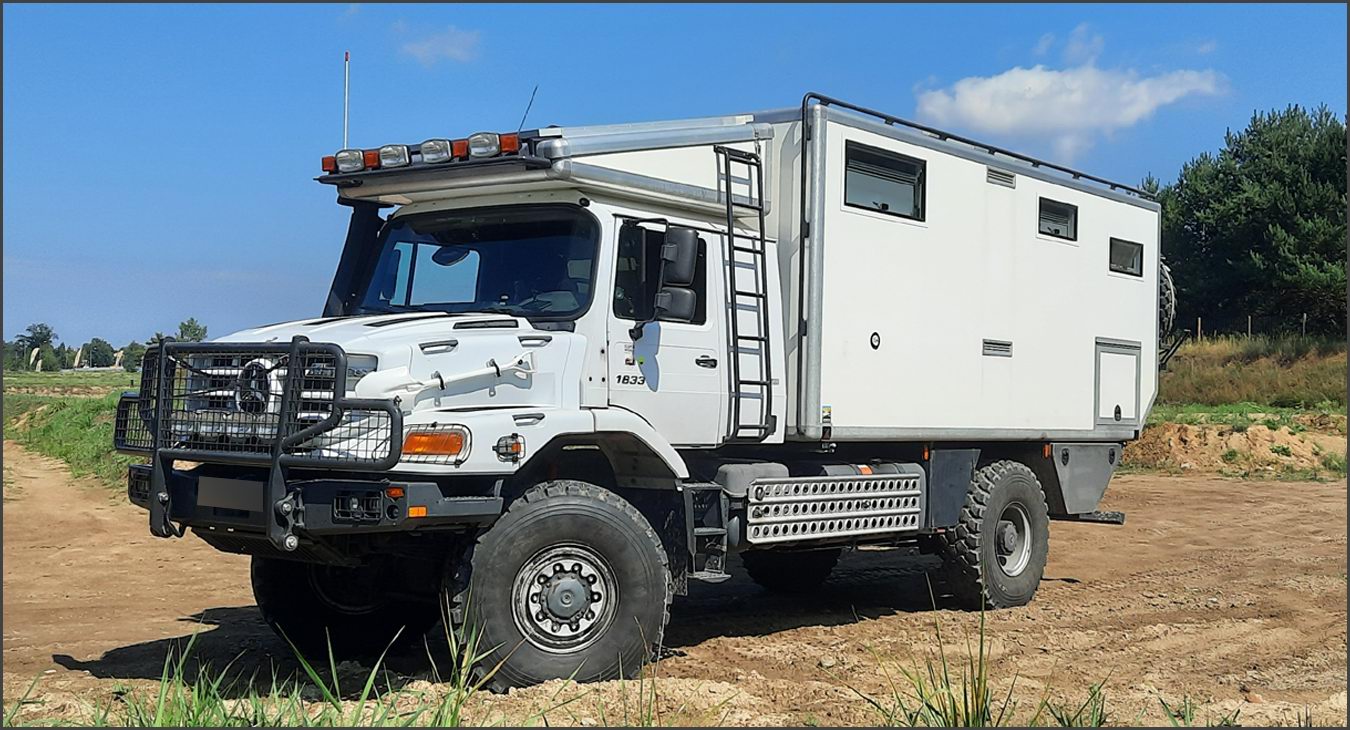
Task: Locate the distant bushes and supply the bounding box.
[1160,335,1346,407]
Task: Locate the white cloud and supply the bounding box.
[399,25,481,67]
[1032,33,1055,57]
[915,64,1225,162]
[1063,23,1104,65]
[343,4,360,17]
[1195,39,1218,55]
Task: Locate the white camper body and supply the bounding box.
[331,100,1161,449]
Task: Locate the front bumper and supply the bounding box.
[127,463,501,536]
[119,337,418,551]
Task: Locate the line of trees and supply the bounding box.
[2,318,208,373]
[1150,104,1346,337]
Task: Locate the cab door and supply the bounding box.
[606,220,727,446]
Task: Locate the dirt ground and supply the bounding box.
[2,440,1346,726]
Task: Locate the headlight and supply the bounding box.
[346,354,379,392]
[467,132,500,158]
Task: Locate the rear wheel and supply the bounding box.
[742,548,841,593]
[940,461,1050,609]
[251,557,440,661]
[444,480,672,692]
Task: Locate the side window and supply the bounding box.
[1109,238,1144,277]
[613,224,707,324]
[844,141,926,221]
[1038,197,1078,241]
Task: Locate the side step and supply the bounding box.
[746,469,926,545]
[1051,510,1126,525]
[682,482,731,583]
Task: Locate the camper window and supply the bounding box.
[1038,198,1078,241]
[613,224,707,325]
[1109,238,1144,277]
[844,141,925,221]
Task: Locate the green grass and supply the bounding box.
[4,391,140,489]
[1146,402,1345,432]
[2,369,137,393]
[1161,335,1346,407]
[1319,451,1347,476]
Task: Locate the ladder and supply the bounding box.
[682,482,730,582]
[715,145,775,442]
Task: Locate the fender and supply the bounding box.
[590,407,690,479]
[393,406,688,479]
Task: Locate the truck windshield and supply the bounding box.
[354,206,598,320]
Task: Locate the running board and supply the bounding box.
[745,469,926,545]
[1051,510,1126,525]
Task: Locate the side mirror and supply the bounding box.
[659,227,700,287]
[653,287,697,323]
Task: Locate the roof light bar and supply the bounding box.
[323,131,524,174]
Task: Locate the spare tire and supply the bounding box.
[1159,259,1177,335]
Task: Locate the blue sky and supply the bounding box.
[3,3,1346,347]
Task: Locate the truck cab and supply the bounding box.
[115,95,1170,690]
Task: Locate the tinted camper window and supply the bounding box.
[1109,238,1144,277]
[845,141,925,221]
[1038,198,1078,240]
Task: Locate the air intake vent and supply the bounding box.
[982,339,1013,357]
[986,167,1016,188]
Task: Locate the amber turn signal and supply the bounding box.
[403,429,467,457]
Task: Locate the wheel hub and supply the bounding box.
[513,545,616,654]
[542,572,591,620]
[997,521,1018,553]
[994,503,1032,578]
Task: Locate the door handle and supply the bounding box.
[695,355,718,368]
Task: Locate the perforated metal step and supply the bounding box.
[746,473,926,544]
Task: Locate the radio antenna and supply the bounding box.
[343,50,351,148]
[516,84,539,133]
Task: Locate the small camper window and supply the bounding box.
[1109,238,1144,277]
[1038,198,1078,240]
[845,141,925,221]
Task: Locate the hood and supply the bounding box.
[216,312,585,412]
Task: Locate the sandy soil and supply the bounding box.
[2,440,1346,726]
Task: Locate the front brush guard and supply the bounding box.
[144,335,403,551]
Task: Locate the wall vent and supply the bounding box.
[982,339,1013,357]
[986,167,1017,188]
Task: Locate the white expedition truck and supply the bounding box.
[115,93,1178,690]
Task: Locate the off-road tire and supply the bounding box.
[940,460,1050,609]
[251,557,440,661]
[1159,260,1177,335]
[742,548,841,593]
[444,480,672,692]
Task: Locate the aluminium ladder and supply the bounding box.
[715,145,775,443]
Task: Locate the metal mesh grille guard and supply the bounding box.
[127,339,402,470]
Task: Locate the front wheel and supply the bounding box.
[940,460,1050,609]
[445,480,672,692]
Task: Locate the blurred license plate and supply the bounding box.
[197,477,264,512]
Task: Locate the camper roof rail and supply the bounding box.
[800,92,1153,200]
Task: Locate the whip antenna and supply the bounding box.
[343,51,350,148]
[517,84,539,133]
